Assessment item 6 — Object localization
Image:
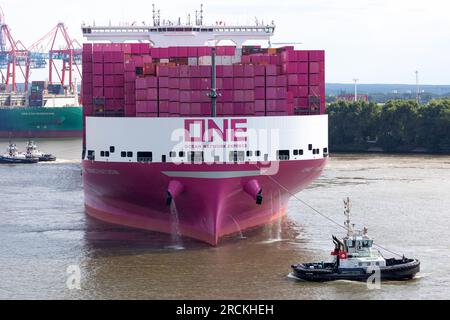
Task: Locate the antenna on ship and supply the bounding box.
[200,4,204,26]
[344,197,352,237]
[152,4,156,26]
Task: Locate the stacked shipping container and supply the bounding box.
[82,43,325,118]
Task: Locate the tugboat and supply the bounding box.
[0,143,39,164]
[291,198,420,282]
[25,141,56,162]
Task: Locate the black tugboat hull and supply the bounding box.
[0,157,39,164]
[38,155,56,162]
[291,259,420,282]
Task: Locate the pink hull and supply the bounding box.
[83,159,327,245]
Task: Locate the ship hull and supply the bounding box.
[0,106,83,138]
[83,159,327,245]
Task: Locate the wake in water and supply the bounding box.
[166,201,184,250]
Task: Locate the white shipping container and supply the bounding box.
[188,57,198,66]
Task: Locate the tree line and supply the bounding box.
[327,99,450,153]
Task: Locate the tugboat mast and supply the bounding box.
[343,197,353,237]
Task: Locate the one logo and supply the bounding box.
[184,118,247,142]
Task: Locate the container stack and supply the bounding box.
[82,43,325,118]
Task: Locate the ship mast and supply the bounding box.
[344,197,353,237]
[210,47,218,117]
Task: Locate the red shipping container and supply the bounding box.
[255,100,265,112]
[198,47,212,56]
[288,86,298,97]
[266,76,277,87]
[234,90,244,101]
[266,65,277,76]
[221,90,233,102]
[309,74,320,86]
[200,78,211,90]
[178,47,188,57]
[131,44,140,55]
[150,48,159,59]
[124,71,136,83]
[245,103,255,114]
[188,47,198,57]
[146,88,158,100]
[222,103,233,114]
[136,89,147,101]
[255,76,265,87]
[159,112,170,118]
[179,65,189,77]
[159,47,169,59]
[159,77,169,87]
[103,63,114,75]
[140,44,150,55]
[168,47,178,57]
[283,63,297,74]
[201,102,212,116]
[281,50,297,62]
[93,87,103,97]
[125,82,135,93]
[244,90,255,102]
[93,63,103,75]
[297,86,309,97]
[243,78,255,90]
[244,65,255,77]
[159,88,169,100]
[298,74,308,85]
[309,62,319,74]
[180,78,190,90]
[288,74,298,86]
[146,77,158,88]
[104,75,114,87]
[254,65,265,76]
[93,75,103,86]
[180,103,190,115]
[122,44,132,55]
[255,87,265,100]
[136,112,158,118]
[114,63,124,75]
[124,104,136,117]
[297,51,309,62]
[136,78,146,90]
[297,97,309,107]
[104,87,114,98]
[82,62,93,74]
[309,86,320,96]
[191,91,201,102]
[200,66,211,77]
[233,78,244,89]
[233,65,244,77]
[266,100,278,112]
[103,52,113,63]
[159,101,169,113]
[276,75,287,87]
[169,89,179,102]
[125,94,136,104]
[297,62,308,74]
[222,78,233,89]
[180,91,191,102]
[83,85,93,95]
[169,78,180,89]
[124,60,135,72]
[169,102,180,114]
[157,65,169,77]
[92,52,103,63]
[222,66,233,77]
[308,50,324,62]
[142,55,152,64]
[190,102,201,115]
[234,102,245,115]
[266,87,277,99]
[114,87,124,99]
[276,87,287,99]
[113,76,124,87]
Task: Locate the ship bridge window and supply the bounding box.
[121,151,126,158]
[229,151,245,162]
[255,150,261,157]
[179,151,185,158]
[277,150,290,161]
[299,149,304,155]
[162,155,167,163]
[110,146,115,153]
[127,151,133,158]
[246,151,253,157]
[293,150,298,156]
[308,144,313,151]
[169,151,177,158]
[137,152,152,163]
[264,154,269,162]
[105,151,110,157]
[189,151,204,163]
[87,150,95,161]
[101,151,105,157]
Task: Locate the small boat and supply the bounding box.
[0,143,39,164]
[291,198,420,282]
[25,140,56,162]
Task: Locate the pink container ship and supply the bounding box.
[81,9,328,245]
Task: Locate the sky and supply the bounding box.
[1,0,449,84]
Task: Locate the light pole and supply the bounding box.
[353,78,359,102]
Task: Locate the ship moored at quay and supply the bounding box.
[81,10,328,245]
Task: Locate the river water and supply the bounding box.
[0,139,449,299]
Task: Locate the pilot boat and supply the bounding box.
[25,140,56,162]
[291,198,420,282]
[0,143,39,164]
